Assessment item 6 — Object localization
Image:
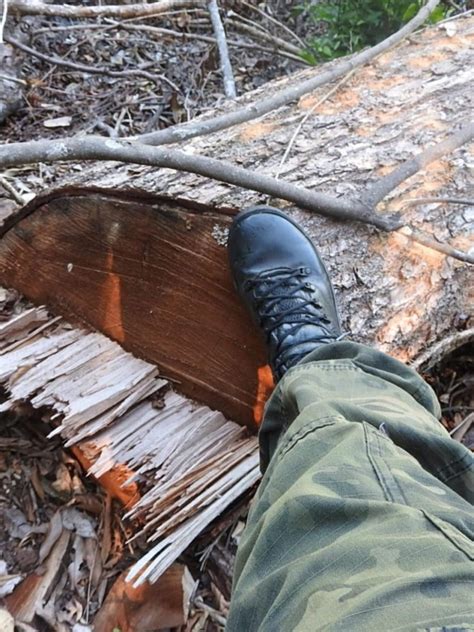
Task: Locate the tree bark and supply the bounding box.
[46,16,473,364]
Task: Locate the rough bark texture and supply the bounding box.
[3,18,474,362]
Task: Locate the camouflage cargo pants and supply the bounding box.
[227,342,474,631]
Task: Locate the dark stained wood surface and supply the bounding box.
[0,189,269,426]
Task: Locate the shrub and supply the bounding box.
[300,0,449,63]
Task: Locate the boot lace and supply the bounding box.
[244,266,337,375]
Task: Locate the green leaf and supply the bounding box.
[428,6,448,23]
[402,3,420,22]
[299,49,319,65]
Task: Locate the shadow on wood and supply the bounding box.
[0,188,269,426]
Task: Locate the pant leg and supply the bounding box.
[227,342,474,632]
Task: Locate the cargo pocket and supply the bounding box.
[422,511,474,560]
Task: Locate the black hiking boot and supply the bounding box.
[228,206,343,381]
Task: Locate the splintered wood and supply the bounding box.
[0,305,260,586]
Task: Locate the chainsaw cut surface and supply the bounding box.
[0,189,268,426]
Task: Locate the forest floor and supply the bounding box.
[1,2,311,192]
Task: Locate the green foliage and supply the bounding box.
[300,0,449,63]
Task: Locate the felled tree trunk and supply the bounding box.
[50,20,474,346]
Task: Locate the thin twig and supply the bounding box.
[240,0,305,47]
[207,0,236,99]
[362,121,474,208]
[0,175,25,205]
[275,69,357,179]
[227,13,302,56]
[123,23,303,62]
[404,197,474,207]
[5,35,180,91]
[0,0,8,44]
[0,72,26,86]
[8,0,203,18]
[32,21,302,63]
[396,225,474,264]
[138,0,441,145]
[32,9,208,33]
[437,7,474,23]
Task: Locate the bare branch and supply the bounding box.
[396,225,474,264]
[0,136,384,227]
[0,126,474,263]
[121,23,302,62]
[207,0,236,99]
[227,13,303,57]
[412,327,474,371]
[404,197,474,207]
[0,72,26,86]
[8,0,203,18]
[5,35,179,90]
[138,0,441,145]
[363,121,474,208]
[0,175,24,205]
[0,132,472,263]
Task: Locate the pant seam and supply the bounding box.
[436,454,474,481]
[363,422,408,505]
[274,416,342,465]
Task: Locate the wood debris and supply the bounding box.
[0,302,260,589]
[94,563,196,631]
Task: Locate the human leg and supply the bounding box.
[226,208,474,631]
[228,342,474,631]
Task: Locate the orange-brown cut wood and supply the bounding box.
[0,188,267,426]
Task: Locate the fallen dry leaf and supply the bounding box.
[94,563,195,632]
[6,530,70,624]
[39,510,63,563]
[52,462,74,496]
